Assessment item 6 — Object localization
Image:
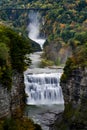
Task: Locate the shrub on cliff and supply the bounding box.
[61,57,76,82]
[1,117,35,130]
[0,107,42,130]
[0,117,42,130]
[40,59,54,67]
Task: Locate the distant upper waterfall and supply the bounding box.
[27,10,46,49]
[24,72,64,105]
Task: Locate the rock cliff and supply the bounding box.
[43,42,72,65]
[50,67,87,130]
[61,67,87,105]
[0,71,25,118]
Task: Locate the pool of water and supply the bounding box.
[25,104,64,130]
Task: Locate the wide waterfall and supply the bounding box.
[24,72,64,105]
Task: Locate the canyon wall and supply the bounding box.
[50,67,87,130]
[61,68,87,105]
[0,71,25,118]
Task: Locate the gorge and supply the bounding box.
[24,52,64,130]
[24,10,64,130]
[0,1,87,130]
[25,9,87,130]
[50,67,87,130]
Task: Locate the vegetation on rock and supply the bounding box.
[61,31,87,83]
[40,59,54,67]
[0,23,42,130]
[0,24,32,89]
[0,108,42,130]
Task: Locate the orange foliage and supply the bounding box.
[60,23,66,29]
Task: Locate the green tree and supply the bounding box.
[0,42,9,66]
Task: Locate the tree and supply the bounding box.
[0,42,10,66]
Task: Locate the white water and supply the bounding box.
[24,51,64,105]
[24,60,64,129]
[25,10,64,130]
[25,72,64,105]
[27,11,46,49]
[24,53,64,129]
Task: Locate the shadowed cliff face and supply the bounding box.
[0,71,25,118]
[61,68,87,106]
[43,42,72,65]
[50,67,87,130]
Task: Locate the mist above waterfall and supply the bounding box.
[28,11,46,49]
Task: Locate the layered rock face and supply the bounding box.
[50,67,87,130]
[44,42,72,65]
[61,68,87,105]
[0,86,10,118]
[0,71,25,118]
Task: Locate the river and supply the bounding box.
[24,10,64,130]
[24,51,64,130]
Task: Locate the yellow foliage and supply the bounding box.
[15,118,35,130]
[53,22,58,33]
[70,22,75,28]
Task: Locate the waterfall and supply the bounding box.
[25,10,64,106]
[24,72,64,105]
[27,11,46,49]
[25,10,64,130]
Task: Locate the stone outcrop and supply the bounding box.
[50,67,87,130]
[61,67,87,105]
[0,71,25,118]
[0,86,10,118]
[44,42,72,65]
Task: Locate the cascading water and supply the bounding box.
[25,73,64,105]
[24,69,64,130]
[25,10,64,105]
[27,10,46,49]
[25,10,64,130]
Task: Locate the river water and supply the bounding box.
[25,10,64,129]
[24,51,64,130]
